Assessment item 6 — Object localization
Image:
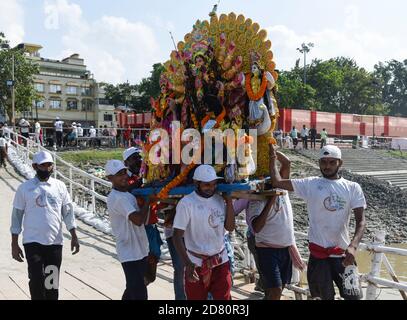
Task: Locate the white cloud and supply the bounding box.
[266,6,407,71]
[43,0,160,84]
[0,0,25,45]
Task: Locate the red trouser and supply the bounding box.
[185,261,232,300]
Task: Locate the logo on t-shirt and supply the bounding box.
[35,191,58,209]
[323,192,346,212]
[208,207,224,228]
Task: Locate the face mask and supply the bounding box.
[36,169,53,180]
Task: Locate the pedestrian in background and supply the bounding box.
[54,117,64,148]
[320,129,328,149]
[290,127,299,149]
[301,125,309,150]
[309,126,317,150]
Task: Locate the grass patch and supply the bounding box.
[58,149,124,165]
[387,150,407,159]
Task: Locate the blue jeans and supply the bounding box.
[166,237,186,300]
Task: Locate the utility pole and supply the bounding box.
[11,53,15,130]
[296,42,314,86]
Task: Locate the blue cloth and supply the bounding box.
[166,237,186,300]
[224,234,235,276]
[145,224,163,259]
[256,247,292,289]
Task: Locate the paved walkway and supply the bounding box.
[0,166,266,300]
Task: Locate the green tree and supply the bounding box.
[102,63,165,113]
[0,33,39,123]
[374,59,407,116]
[276,70,319,110]
[304,57,382,114]
[134,63,165,111]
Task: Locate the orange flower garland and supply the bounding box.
[245,72,268,101]
[156,108,227,200]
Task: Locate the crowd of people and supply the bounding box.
[275,125,329,150]
[0,117,138,150]
[10,142,367,301]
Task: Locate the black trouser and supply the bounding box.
[0,147,7,167]
[121,257,148,300]
[310,137,317,149]
[302,136,308,149]
[56,131,63,147]
[23,243,63,300]
[307,256,363,300]
[21,132,29,146]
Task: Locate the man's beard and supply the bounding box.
[321,167,340,179]
[196,186,215,199]
[129,165,140,175]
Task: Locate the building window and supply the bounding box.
[66,86,77,95]
[34,83,44,93]
[50,100,62,109]
[34,100,45,109]
[104,114,113,122]
[50,84,62,94]
[81,87,92,96]
[82,101,93,111]
[67,100,78,110]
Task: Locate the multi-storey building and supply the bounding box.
[16,43,116,128]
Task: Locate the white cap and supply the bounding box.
[105,160,127,176]
[33,151,54,165]
[193,165,222,182]
[123,147,141,161]
[56,116,60,120]
[320,145,342,160]
[77,123,81,127]
[72,122,77,126]
[90,126,94,128]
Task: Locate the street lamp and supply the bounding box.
[1,43,16,130]
[296,42,314,86]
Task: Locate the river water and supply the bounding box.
[356,243,407,282]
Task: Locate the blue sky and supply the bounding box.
[1,0,406,84]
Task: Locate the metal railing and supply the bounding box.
[4,128,407,300]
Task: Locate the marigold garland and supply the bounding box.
[156,108,227,200]
[245,72,268,101]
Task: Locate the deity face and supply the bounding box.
[251,63,260,76]
[160,84,167,94]
[195,56,205,68]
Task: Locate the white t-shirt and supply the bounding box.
[13,177,72,246]
[301,128,309,138]
[246,192,295,247]
[173,192,228,267]
[35,122,41,134]
[20,121,30,133]
[292,177,367,250]
[0,137,7,147]
[55,120,64,132]
[89,128,97,138]
[77,127,84,137]
[106,189,149,263]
